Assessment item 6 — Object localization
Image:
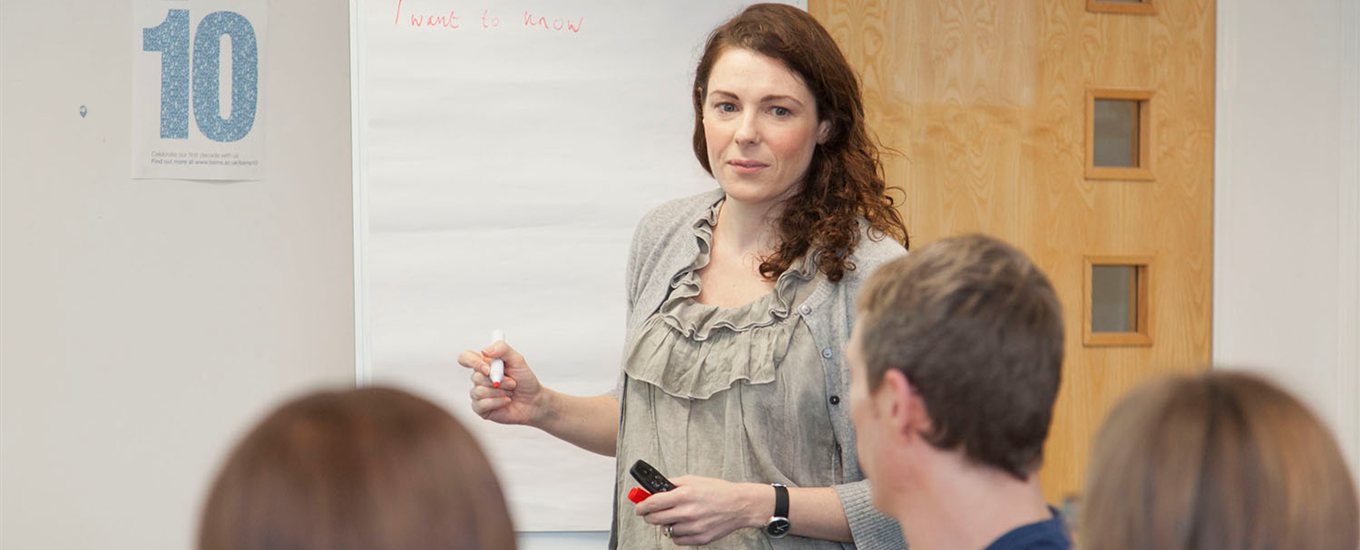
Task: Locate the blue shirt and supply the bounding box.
[983,507,1072,550]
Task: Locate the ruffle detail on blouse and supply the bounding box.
[625,200,816,400]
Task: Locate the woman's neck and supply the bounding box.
[714,194,785,257]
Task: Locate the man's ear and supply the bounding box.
[816,119,832,144]
[879,369,927,438]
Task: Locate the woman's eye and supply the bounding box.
[716,102,737,113]
[771,106,792,117]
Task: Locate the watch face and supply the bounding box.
[765,517,791,538]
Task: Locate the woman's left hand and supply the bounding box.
[634,475,768,546]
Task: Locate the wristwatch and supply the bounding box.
[764,483,792,538]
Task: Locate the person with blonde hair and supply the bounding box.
[1081,371,1360,550]
[199,386,516,550]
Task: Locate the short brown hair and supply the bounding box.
[692,3,908,283]
[1081,372,1360,550]
[856,234,1064,480]
[199,386,516,550]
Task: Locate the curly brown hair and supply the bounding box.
[692,3,908,282]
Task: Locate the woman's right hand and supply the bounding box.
[458,341,547,427]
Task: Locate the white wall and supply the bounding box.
[1214,0,1360,477]
[518,531,610,549]
[0,1,355,549]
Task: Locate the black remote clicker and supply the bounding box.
[629,459,677,494]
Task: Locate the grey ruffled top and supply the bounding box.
[615,201,844,549]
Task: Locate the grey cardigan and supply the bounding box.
[615,189,907,549]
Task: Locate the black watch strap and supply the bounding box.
[765,483,792,538]
[772,483,789,518]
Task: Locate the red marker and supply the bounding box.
[628,487,652,504]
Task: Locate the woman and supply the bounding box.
[199,387,516,550]
[460,4,907,548]
[1081,372,1359,550]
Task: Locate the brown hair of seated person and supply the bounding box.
[855,233,1064,481]
[199,386,516,550]
[1081,371,1359,550]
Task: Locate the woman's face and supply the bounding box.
[702,48,830,208]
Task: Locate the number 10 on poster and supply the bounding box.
[142,7,259,143]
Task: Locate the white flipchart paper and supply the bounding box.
[358,0,803,530]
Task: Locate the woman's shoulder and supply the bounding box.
[849,226,907,277]
[632,189,724,247]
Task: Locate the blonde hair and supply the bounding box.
[1081,372,1359,550]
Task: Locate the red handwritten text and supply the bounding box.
[395,0,461,29]
[523,11,583,33]
[391,3,583,33]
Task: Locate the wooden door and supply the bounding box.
[809,0,1216,502]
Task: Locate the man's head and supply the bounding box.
[849,234,1064,501]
